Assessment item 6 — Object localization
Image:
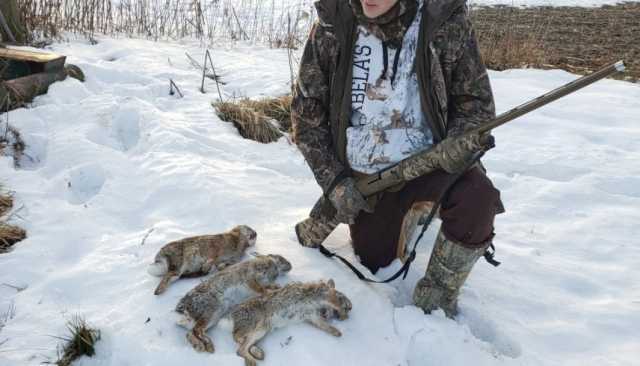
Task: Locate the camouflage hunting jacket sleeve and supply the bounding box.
[445,7,496,137]
[291,22,346,194]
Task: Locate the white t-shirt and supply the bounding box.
[347,0,432,174]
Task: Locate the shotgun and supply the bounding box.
[295,60,626,248]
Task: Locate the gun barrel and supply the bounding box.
[475,60,625,135]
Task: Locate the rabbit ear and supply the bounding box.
[327,279,335,288]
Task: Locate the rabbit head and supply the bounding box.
[267,254,293,274]
[233,225,257,247]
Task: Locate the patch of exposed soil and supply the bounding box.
[471,2,639,82]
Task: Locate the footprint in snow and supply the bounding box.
[594,176,640,198]
[111,105,141,151]
[504,162,589,183]
[64,163,106,205]
[457,305,523,359]
[86,104,141,152]
[102,49,131,62]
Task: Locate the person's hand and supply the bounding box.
[437,133,494,174]
[328,177,373,224]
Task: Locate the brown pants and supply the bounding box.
[349,167,504,273]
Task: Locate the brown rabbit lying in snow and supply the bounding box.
[148,225,256,295]
[231,279,352,366]
[175,254,292,353]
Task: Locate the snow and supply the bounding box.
[1,35,639,366]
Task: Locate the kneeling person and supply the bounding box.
[291,0,504,317]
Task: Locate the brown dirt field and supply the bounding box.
[471,2,640,82]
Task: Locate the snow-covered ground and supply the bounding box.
[0,35,639,366]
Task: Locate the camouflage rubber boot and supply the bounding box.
[413,229,489,318]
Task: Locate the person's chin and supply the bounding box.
[363,5,380,18]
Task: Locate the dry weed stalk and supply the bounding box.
[0,301,16,332]
[0,123,26,168]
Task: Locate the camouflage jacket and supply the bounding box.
[291,0,496,194]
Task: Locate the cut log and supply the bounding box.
[0,68,66,110]
[0,48,66,80]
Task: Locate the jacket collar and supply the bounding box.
[349,0,418,48]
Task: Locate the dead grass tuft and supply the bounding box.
[0,192,12,218]
[51,316,101,366]
[0,223,26,254]
[214,96,293,144]
[240,95,293,132]
[0,181,26,254]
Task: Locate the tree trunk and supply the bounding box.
[0,0,27,45]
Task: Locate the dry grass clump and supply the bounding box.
[0,191,12,217]
[0,223,26,254]
[51,316,101,366]
[0,183,26,254]
[213,95,292,144]
[241,95,293,132]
